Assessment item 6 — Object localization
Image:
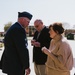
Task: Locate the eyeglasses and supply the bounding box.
[24,18,30,23]
[35,25,39,28]
[35,26,39,28]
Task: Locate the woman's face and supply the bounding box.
[49,27,57,38]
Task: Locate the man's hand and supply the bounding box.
[31,40,40,47]
[31,39,36,46]
[25,68,31,75]
[34,42,40,47]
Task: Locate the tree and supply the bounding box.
[4,22,12,32]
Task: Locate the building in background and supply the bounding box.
[1,26,75,38]
[67,33,75,40]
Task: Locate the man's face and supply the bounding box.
[34,21,43,32]
[23,17,30,28]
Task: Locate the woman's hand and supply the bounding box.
[42,47,50,55]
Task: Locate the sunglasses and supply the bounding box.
[35,25,39,28]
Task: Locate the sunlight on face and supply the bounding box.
[23,17,30,28]
[34,20,43,32]
[49,27,57,38]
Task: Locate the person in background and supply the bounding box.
[0,11,33,75]
[31,19,52,75]
[42,22,74,75]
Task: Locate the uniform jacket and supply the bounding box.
[0,22,29,75]
[33,26,52,64]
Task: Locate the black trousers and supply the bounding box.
[8,74,25,75]
[7,74,25,75]
[6,69,25,75]
[7,72,25,75]
[6,72,25,75]
[7,73,25,75]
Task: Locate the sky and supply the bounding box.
[0,0,75,31]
